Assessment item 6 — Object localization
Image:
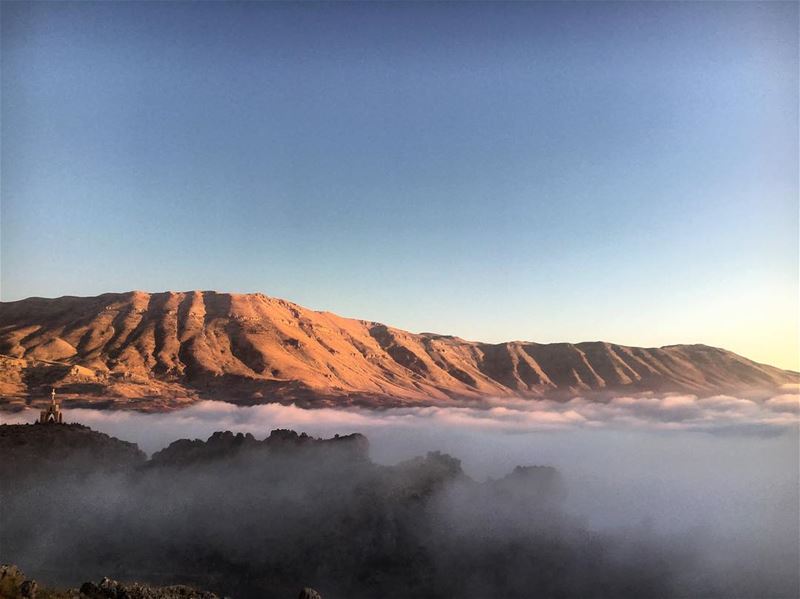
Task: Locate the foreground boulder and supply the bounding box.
[0,565,37,598]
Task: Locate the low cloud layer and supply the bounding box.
[2,393,798,597]
[3,391,797,530]
[5,390,796,452]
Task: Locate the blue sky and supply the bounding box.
[1,2,797,369]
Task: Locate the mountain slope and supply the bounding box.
[0,291,796,410]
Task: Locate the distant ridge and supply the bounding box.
[0,291,796,411]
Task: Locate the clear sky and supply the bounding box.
[1,1,797,370]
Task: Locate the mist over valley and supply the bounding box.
[2,399,798,598]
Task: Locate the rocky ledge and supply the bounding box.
[0,565,323,599]
[0,565,220,599]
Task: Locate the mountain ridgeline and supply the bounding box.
[0,291,795,409]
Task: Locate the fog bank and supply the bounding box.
[2,395,798,598]
[3,395,797,533]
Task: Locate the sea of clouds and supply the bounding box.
[5,386,796,453]
[3,389,797,533]
[3,390,799,595]
[4,390,798,466]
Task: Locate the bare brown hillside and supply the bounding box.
[0,291,796,411]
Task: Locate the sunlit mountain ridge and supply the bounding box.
[0,291,796,411]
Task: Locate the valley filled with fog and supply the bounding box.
[4,396,798,532]
[2,396,798,598]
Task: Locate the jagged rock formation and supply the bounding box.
[0,291,795,410]
[149,429,369,468]
[79,576,220,599]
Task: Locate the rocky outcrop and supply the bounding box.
[0,423,146,480]
[1,565,325,599]
[0,565,37,599]
[78,576,219,599]
[149,429,369,468]
[0,566,220,599]
[1,291,796,410]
